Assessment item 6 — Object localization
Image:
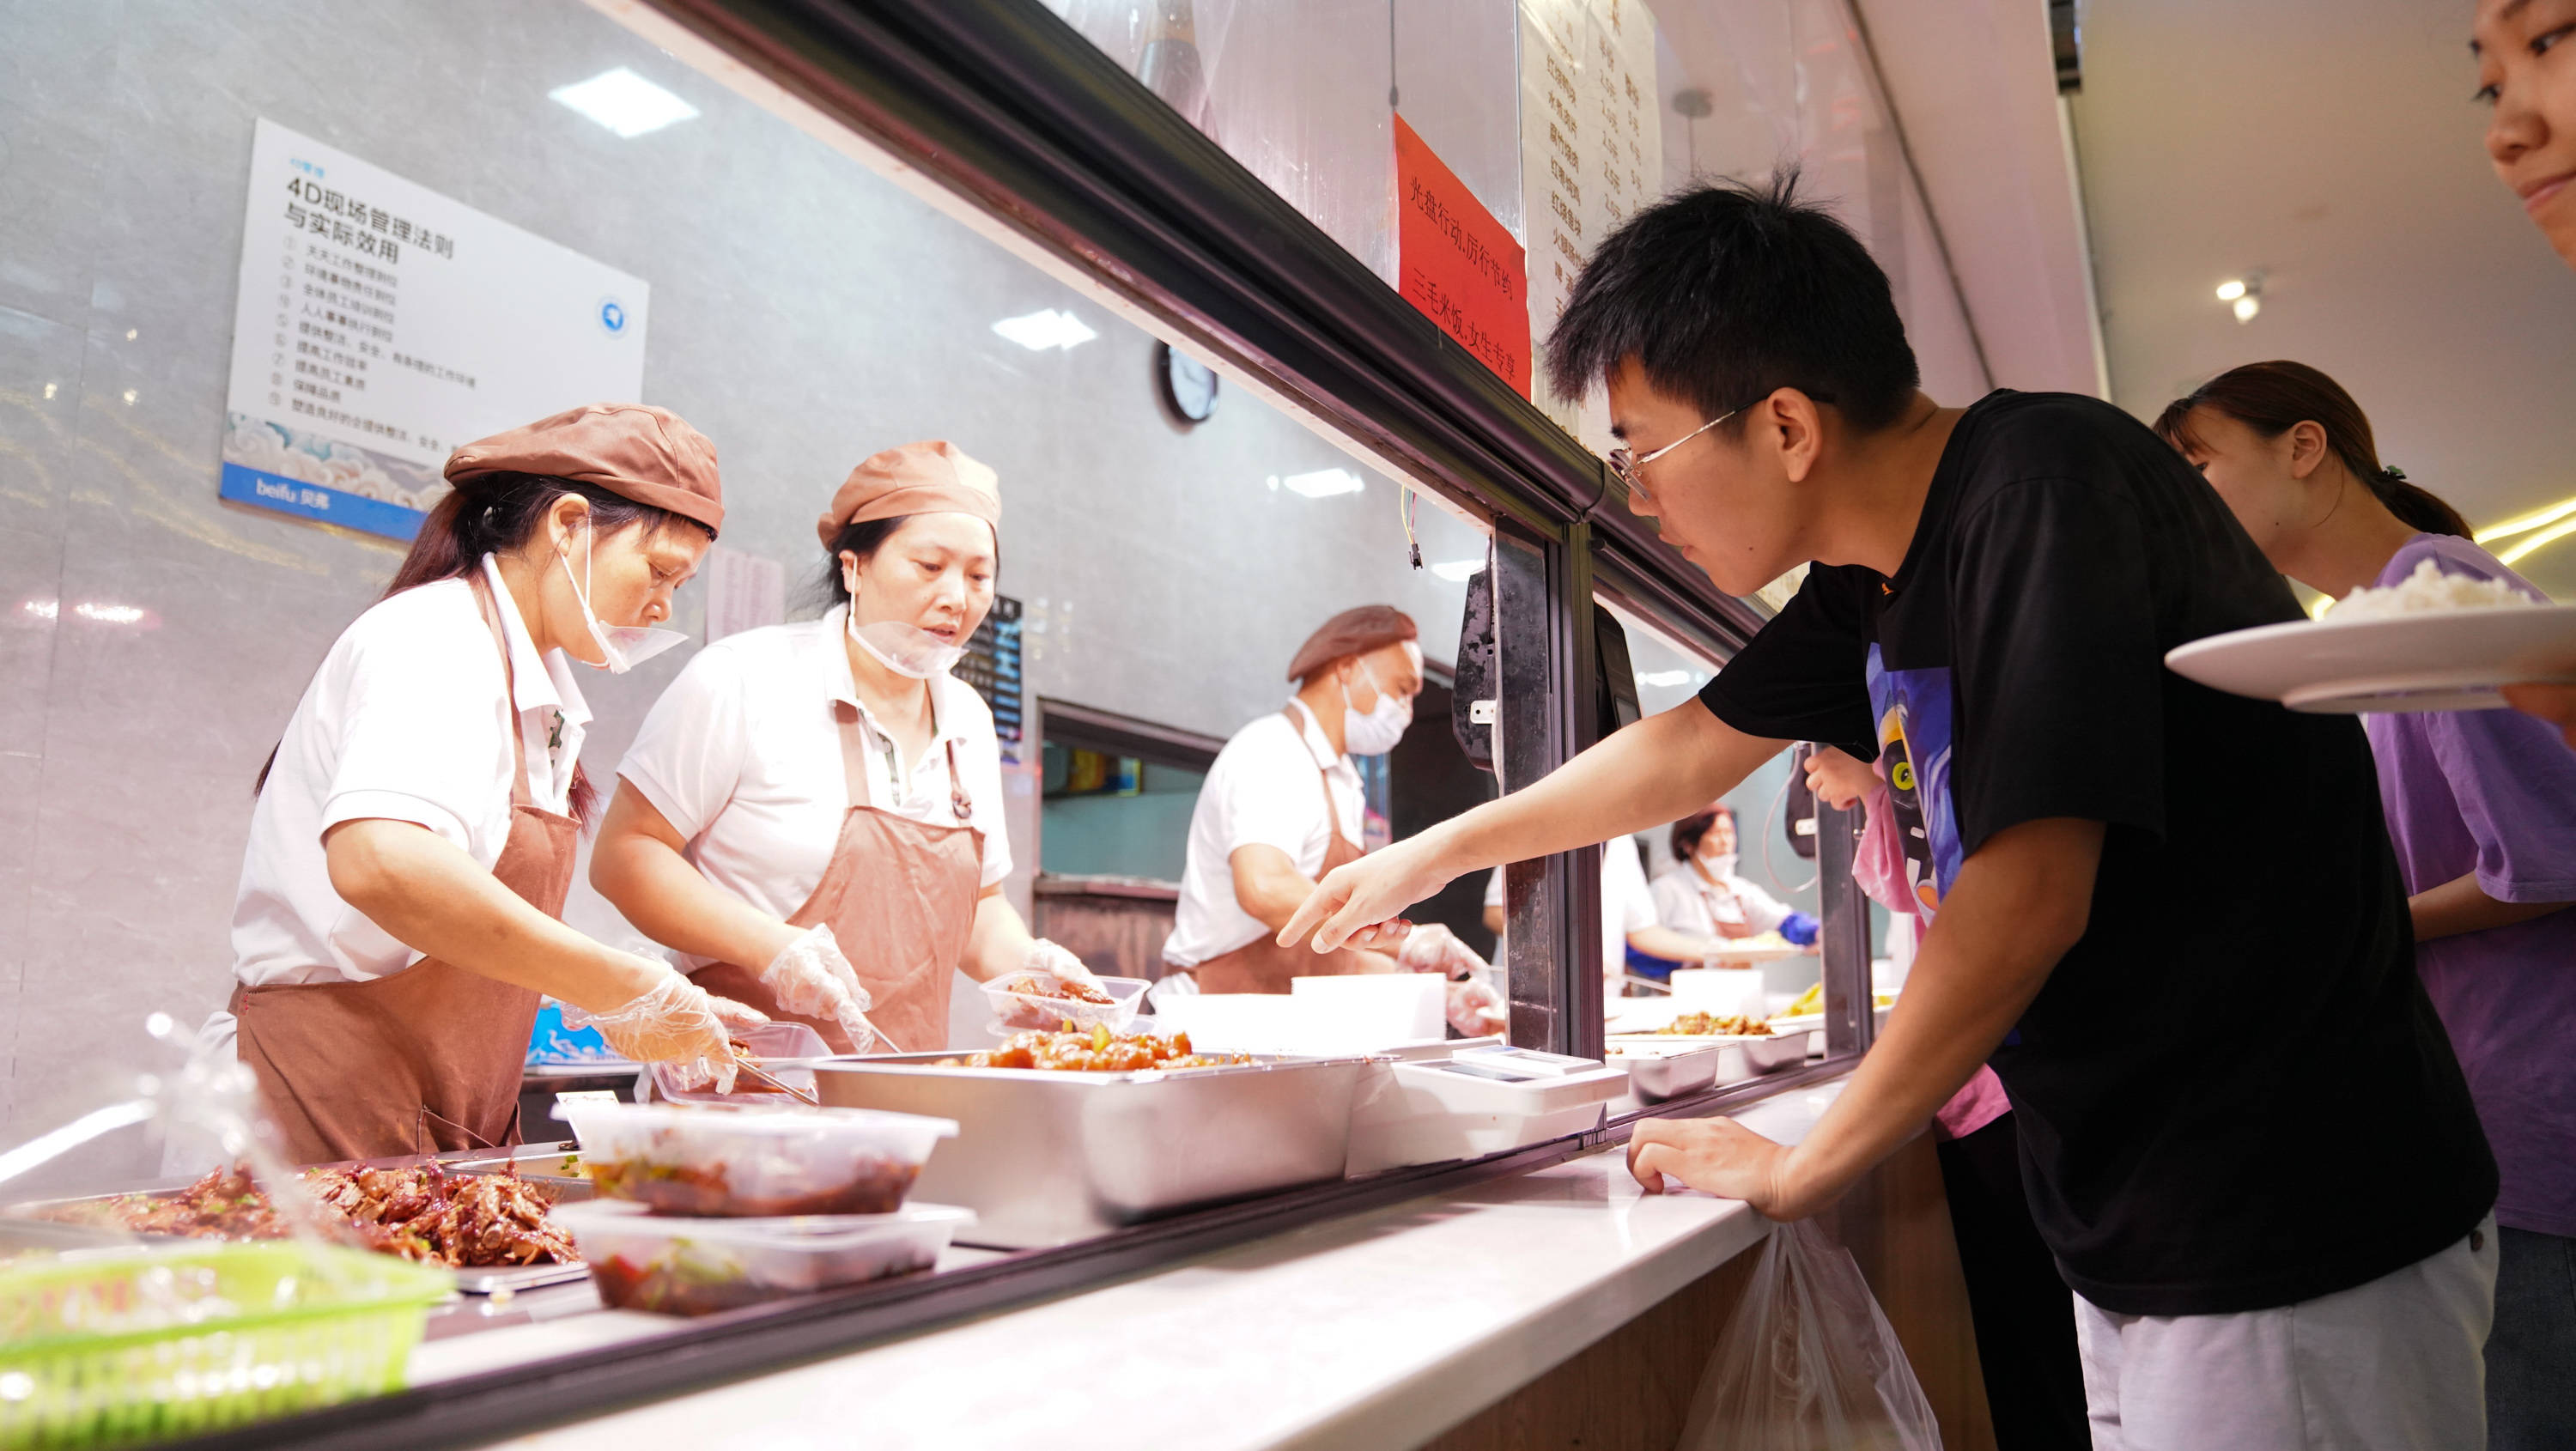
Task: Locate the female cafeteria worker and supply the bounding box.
[2160,361,2576,1448]
[592,441,1094,1056]
[210,404,771,1166]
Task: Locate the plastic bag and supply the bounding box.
[1674,1218,1943,1451]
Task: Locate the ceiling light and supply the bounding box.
[2496,515,2576,568]
[73,602,149,625]
[2231,296,2261,323]
[550,67,700,139]
[1635,669,1698,687]
[21,599,58,621]
[1429,558,1483,582]
[990,309,1098,352]
[2215,279,2248,301]
[2474,494,2576,545]
[1281,468,1364,498]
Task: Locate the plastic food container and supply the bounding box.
[0,1242,450,1448]
[649,1021,830,1104]
[981,974,1147,1033]
[551,1199,973,1317]
[556,1102,956,1217]
[1288,974,1446,1051]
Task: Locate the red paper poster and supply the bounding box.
[1394,114,1531,393]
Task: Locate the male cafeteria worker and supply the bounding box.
[592,441,1094,1055]
[209,404,769,1165]
[1163,607,1498,1025]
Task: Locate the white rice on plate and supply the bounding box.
[2326,558,2537,622]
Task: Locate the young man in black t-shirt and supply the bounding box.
[1280,178,2500,1444]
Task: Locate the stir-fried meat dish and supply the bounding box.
[1657,1011,1774,1037]
[994,973,1113,1006]
[25,1163,575,1268]
[586,1157,920,1217]
[938,1025,1254,1072]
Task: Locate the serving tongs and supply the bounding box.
[725,1047,822,1107]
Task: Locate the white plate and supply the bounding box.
[2164,604,2576,713]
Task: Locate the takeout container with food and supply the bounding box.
[0,1241,450,1448]
[647,1021,829,1104]
[550,1199,972,1317]
[554,1101,956,1218]
[981,973,1148,1033]
[813,1048,1369,1248]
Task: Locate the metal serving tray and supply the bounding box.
[1612,1043,1724,1103]
[810,1053,1370,1248]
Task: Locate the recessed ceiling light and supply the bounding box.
[2231,295,2261,323]
[2215,279,2248,301]
[1635,669,1698,687]
[1281,468,1365,498]
[550,67,700,139]
[1429,557,1483,581]
[991,309,1098,352]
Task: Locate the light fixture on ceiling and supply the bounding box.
[550,67,701,139]
[2216,271,2265,324]
[1635,669,1699,688]
[1280,467,1365,499]
[990,309,1098,352]
[2476,494,2576,567]
[1429,558,1484,582]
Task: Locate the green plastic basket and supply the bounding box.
[0,1242,451,1449]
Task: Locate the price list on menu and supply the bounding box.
[220,118,651,540]
[957,595,1026,762]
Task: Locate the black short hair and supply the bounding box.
[1545,171,1920,434]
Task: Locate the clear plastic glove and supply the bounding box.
[758,924,880,1053]
[1446,969,1508,1036]
[1396,920,1491,980]
[1024,938,1102,989]
[569,974,769,1094]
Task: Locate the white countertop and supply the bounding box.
[459,1078,1845,1451]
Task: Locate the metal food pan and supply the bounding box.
[1613,1044,1723,1103]
[810,1053,1370,1248]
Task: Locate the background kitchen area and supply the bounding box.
[0,0,2339,1447]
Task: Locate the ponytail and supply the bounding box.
[2154,360,2470,540]
[255,472,711,825]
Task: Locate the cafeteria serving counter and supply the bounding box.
[411,1072,1990,1450]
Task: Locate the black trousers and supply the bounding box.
[1937,1113,2091,1451]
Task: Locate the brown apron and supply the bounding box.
[1191,709,1378,994]
[690,701,984,1054]
[233,577,572,1166]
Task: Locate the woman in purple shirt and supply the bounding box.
[2158,359,2576,1448]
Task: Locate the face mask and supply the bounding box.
[557,524,688,674]
[1703,851,1740,881]
[844,574,967,680]
[1340,662,1413,756]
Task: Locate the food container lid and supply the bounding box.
[550,1196,975,1248]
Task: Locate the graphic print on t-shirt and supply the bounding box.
[1865,644,1960,916]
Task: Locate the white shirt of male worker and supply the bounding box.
[211,553,589,1065]
[616,604,1012,971]
[1164,699,1364,968]
[1482,833,1660,981]
[1651,859,1795,939]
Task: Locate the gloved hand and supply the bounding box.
[1023,938,1102,989]
[1780,912,1820,948]
[570,973,769,1093]
[1445,968,1508,1036]
[758,924,880,1053]
[1395,920,1491,981]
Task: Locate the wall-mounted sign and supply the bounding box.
[1518,0,1662,452]
[1394,115,1531,395]
[220,118,649,541]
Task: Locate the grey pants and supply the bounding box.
[2489,1225,2576,1451]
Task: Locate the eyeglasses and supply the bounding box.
[1607,407,1741,503]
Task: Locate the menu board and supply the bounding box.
[1517,0,1664,453]
[220,118,649,541]
[959,595,1026,763]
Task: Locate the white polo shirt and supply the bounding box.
[226,554,588,996]
[617,605,1011,969]
[1482,833,1657,976]
[1651,863,1794,938]
[1163,701,1364,968]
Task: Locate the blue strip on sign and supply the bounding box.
[221,462,427,542]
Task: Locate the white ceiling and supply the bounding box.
[2069,0,2576,596]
